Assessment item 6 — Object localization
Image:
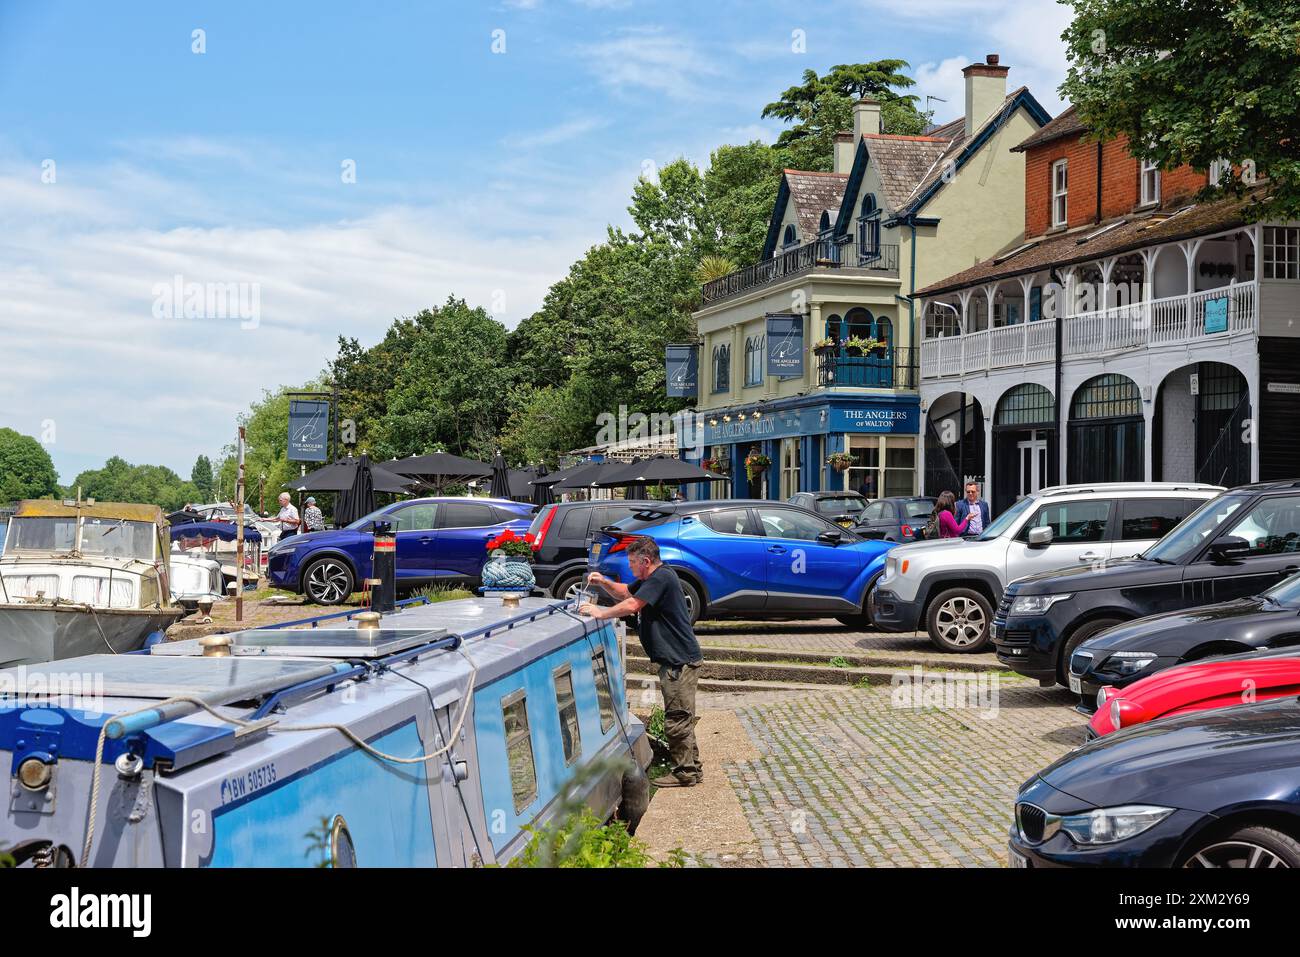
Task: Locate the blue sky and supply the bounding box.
[0,0,1072,484]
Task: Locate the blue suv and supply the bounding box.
[267,497,533,604]
[588,500,894,624]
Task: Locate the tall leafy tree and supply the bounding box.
[190,454,215,501]
[71,456,199,511]
[1060,0,1300,219]
[0,428,59,503]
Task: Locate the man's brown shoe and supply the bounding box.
[652,772,699,788]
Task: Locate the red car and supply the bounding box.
[1089,649,1300,738]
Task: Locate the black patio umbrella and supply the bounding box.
[334,454,378,528]
[530,462,553,506]
[284,457,414,495]
[505,467,537,501]
[530,461,594,487]
[550,460,613,492]
[387,452,491,493]
[593,455,725,489]
[489,451,511,499]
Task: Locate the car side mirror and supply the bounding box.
[1027,526,1053,548]
[1209,536,1250,562]
[817,530,846,546]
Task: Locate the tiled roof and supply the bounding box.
[861,134,953,214]
[1011,104,1085,152]
[783,170,849,239]
[915,188,1268,297]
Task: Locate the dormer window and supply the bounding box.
[1051,159,1068,227]
[782,224,798,248]
[818,210,832,235]
[857,193,880,259]
[1140,158,1160,206]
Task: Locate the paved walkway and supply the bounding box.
[637,679,1080,867]
[694,618,1001,667]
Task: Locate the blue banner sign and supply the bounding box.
[288,399,331,462]
[1204,296,1229,334]
[665,344,699,398]
[766,314,804,378]
[701,400,918,445]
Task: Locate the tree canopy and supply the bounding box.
[0,428,59,504]
[70,456,199,512]
[1059,0,1300,219]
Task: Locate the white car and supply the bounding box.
[870,482,1223,652]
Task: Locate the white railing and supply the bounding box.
[921,281,1258,379]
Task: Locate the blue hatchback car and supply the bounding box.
[267,496,533,604]
[588,500,894,624]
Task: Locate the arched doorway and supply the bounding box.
[925,392,985,496]
[1154,362,1251,487]
[1067,374,1144,483]
[993,383,1057,515]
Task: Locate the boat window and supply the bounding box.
[0,574,59,600]
[554,666,582,765]
[5,517,154,560]
[501,690,538,812]
[592,649,616,733]
[71,576,135,608]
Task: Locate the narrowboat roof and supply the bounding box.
[14,500,166,524]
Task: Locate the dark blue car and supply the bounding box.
[267,496,533,604]
[1010,697,1300,868]
[588,500,894,624]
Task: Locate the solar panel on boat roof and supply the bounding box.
[0,655,333,700]
[149,627,446,659]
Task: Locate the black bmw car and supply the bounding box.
[1010,696,1300,867]
[1069,572,1300,712]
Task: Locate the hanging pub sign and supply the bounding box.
[665,344,699,398]
[288,399,331,462]
[1203,296,1229,334]
[766,314,804,378]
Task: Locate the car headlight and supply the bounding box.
[1103,651,1157,676]
[1009,593,1073,616]
[1096,686,1111,710]
[1058,805,1174,845]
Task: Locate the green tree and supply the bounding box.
[216,384,319,514]
[1059,0,1300,219]
[0,428,59,504]
[762,60,927,171]
[190,454,215,501]
[71,456,199,511]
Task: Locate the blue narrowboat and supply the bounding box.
[0,596,651,867]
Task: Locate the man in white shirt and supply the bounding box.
[956,482,990,537]
[275,492,301,539]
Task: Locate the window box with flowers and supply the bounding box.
[813,337,837,357]
[744,451,772,482]
[843,336,879,358]
[482,529,537,590]
[826,451,855,473]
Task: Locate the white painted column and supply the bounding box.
[983,410,994,492]
[1142,388,1155,481]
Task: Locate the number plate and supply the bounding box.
[837,519,853,528]
[1068,675,1082,695]
[1008,847,1029,868]
[589,543,602,563]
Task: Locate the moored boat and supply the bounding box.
[0,500,184,667]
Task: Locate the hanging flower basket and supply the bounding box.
[843,336,878,358]
[744,452,771,482]
[826,452,854,473]
[702,456,730,475]
[813,338,837,356]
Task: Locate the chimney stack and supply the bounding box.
[852,98,882,140]
[962,54,1009,138]
[833,132,855,174]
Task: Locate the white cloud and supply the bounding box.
[580,27,721,100]
[509,116,607,150]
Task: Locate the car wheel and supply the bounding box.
[675,575,702,625]
[1182,826,1300,868]
[925,588,992,652]
[302,557,355,605]
[550,571,586,602]
[1059,617,1124,685]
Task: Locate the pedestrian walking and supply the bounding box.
[579,537,704,788]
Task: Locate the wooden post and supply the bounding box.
[236,426,246,623]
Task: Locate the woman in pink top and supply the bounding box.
[933,490,970,538]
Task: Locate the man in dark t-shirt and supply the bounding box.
[579,536,704,787]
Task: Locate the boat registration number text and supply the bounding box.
[220,762,278,804]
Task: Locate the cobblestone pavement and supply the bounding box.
[694,618,1000,666]
[675,679,1081,867]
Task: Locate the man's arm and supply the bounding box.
[587,572,631,602]
[580,595,646,620]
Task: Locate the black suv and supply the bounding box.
[525,500,657,599]
[995,481,1300,687]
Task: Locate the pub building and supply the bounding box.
[675,56,1052,501]
[914,106,1300,514]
